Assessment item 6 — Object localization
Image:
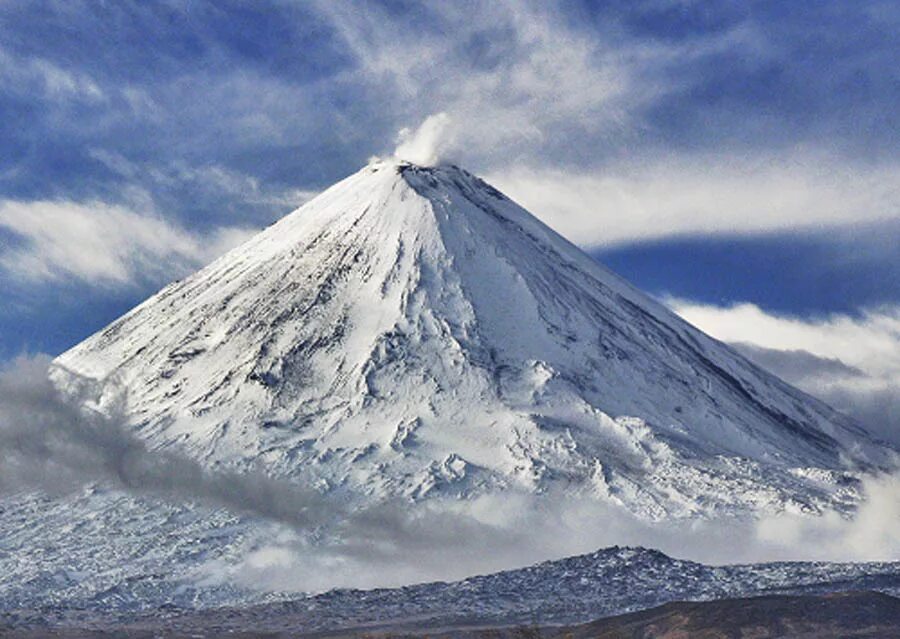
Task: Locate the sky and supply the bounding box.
[0,0,898,440]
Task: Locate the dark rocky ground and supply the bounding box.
[3,591,899,638]
[4,547,900,638]
[548,591,900,639]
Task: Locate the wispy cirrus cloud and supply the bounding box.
[317,1,766,167]
[2,1,898,237]
[0,45,105,102]
[86,149,318,215]
[314,1,900,249]
[0,199,255,286]
[318,0,637,160]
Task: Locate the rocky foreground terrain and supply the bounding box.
[554,591,900,639]
[3,591,899,638]
[3,547,900,638]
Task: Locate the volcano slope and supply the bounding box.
[50,159,892,520]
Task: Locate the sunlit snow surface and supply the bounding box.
[4,160,896,613]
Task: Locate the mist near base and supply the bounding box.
[1,355,898,595]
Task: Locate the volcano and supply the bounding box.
[51,159,891,519]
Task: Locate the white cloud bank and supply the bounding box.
[0,199,256,286]
[489,155,900,246]
[756,472,900,562]
[671,300,900,446]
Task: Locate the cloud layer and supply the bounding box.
[0,355,335,526]
[489,154,900,246]
[3,1,897,239]
[671,300,900,446]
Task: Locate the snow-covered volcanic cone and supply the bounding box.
[51,159,893,520]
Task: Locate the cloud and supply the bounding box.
[0,354,337,527]
[87,149,319,213]
[0,45,105,102]
[670,300,900,445]
[756,471,900,561]
[204,468,900,593]
[313,2,900,246]
[0,199,256,286]
[2,1,898,249]
[317,1,657,164]
[2,355,656,590]
[729,343,866,384]
[487,154,900,246]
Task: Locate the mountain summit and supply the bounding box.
[52,159,890,519]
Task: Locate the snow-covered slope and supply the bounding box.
[52,159,891,519]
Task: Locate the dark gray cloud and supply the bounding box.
[729,341,900,446]
[0,355,641,589]
[0,354,335,528]
[823,387,900,446]
[672,301,900,445]
[0,355,598,579]
[730,342,866,384]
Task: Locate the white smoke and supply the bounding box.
[393,112,454,166]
